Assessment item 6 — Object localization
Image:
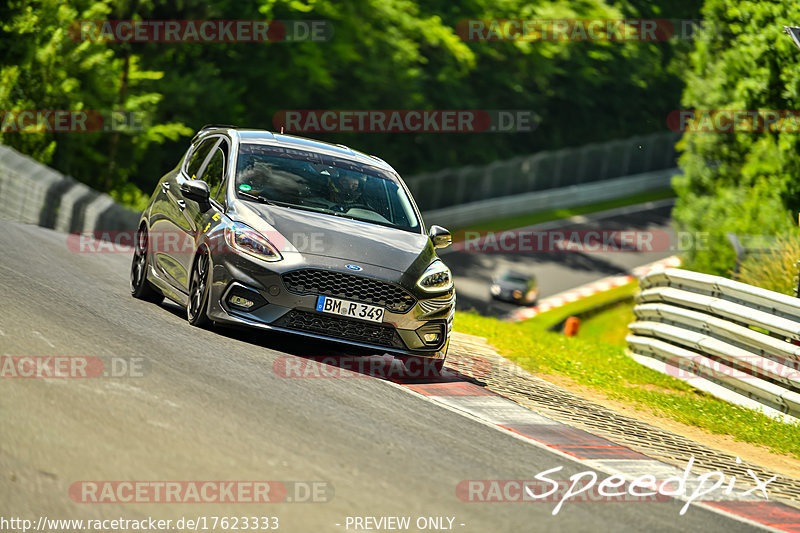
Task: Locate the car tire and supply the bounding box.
[187,248,212,327]
[130,225,163,304]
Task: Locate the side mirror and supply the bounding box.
[429,225,452,249]
[181,179,211,212]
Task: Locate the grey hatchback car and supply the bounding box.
[130,126,454,369]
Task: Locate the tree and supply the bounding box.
[0,0,190,209]
[672,0,800,274]
[1,0,701,209]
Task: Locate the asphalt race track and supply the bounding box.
[0,219,764,532]
[444,200,676,316]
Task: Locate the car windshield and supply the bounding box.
[234,143,421,232]
[502,272,532,285]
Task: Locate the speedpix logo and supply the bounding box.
[457,457,775,515]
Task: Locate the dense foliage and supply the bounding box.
[673,0,800,275]
[1,0,697,208]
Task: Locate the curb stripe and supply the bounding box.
[702,501,800,532]
[552,445,651,461]
[395,374,800,530]
[500,425,653,460]
[405,382,497,397]
[503,424,617,446]
[511,256,682,322]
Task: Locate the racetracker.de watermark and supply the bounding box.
[664,355,800,381]
[0,110,146,133]
[0,356,149,378]
[453,229,709,253]
[66,230,326,254]
[667,109,800,133]
[457,479,671,504]
[273,110,538,133]
[69,481,332,503]
[456,19,705,42]
[273,355,446,379]
[70,20,333,43]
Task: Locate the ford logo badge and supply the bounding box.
[345,264,362,271]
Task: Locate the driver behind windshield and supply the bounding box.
[328,171,370,211]
[233,148,418,230]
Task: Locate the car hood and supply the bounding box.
[229,200,436,275]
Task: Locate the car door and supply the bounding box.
[177,137,231,290]
[151,136,218,294]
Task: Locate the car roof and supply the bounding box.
[195,126,397,174]
[497,269,534,279]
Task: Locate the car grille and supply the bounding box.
[281,269,416,313]
[273,310,405,349]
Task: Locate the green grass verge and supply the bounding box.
[455,308,800,459]
[525,282,638,332]
[451,188,675,235]
[578,299,636,345]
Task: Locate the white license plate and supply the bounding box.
[315,296,385,323]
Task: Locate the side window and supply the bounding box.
[214,174,228,203]
[201,141,228,200]
[185,138,218,179]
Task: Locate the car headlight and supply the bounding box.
[225,223,282,262]
[417,260,453,292]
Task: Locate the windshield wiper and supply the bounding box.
[238,191,275,205]
[238,193,322,214]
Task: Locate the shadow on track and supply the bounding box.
[157,299,482,387]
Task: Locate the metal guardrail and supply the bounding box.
[1,133,678,235]
[421,168,677,229]
[406,131,680,212]
[627,268,800,420]
[0,144,139,233]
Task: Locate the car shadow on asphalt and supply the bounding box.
[156,296,485,387]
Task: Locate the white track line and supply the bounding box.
[32,330,55,348]
[382,378,783,531]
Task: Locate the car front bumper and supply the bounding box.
[204,245,454,360]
